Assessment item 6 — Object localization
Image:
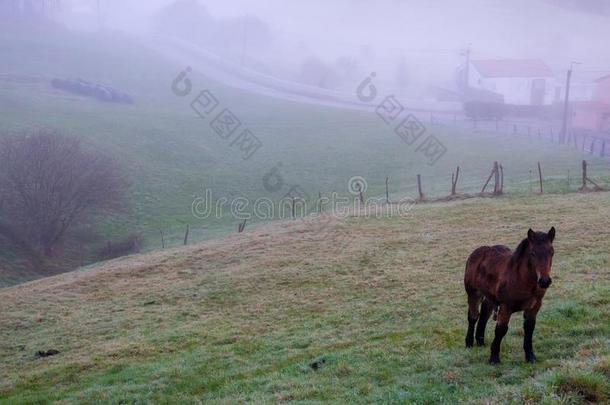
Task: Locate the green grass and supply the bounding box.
[1,23,610,288]
[0,192,609,403]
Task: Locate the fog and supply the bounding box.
[2,0,610,273]
[3,1,610,397]
[50,0,610,95]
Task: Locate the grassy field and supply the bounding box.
[1,191,609,404]
[1,23,610,288]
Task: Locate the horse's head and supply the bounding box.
[527,227,555,288]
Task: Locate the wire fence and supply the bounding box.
[406,111,610,159]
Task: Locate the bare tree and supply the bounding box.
[0,129,126,256]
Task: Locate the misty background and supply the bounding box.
[7,0,610,95]
[2,0,610,286]
[54,0,610,91]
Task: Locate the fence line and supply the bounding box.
[417,111,610,159]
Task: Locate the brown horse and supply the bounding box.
[464,227,555,364]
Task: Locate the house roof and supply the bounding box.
[470,59,554,78]
[595,74,610,83]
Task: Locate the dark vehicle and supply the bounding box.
[51,78,134,104]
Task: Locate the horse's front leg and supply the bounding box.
[523,304,541,363]
[489,305,511,364]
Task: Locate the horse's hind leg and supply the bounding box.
[465,287,481,348]
[475,299,493,346]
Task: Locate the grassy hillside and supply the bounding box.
[1,23,610,287]
[1,192,609,403]
[0,231,54,288]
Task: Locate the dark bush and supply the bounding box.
[98,234,141,260]
[0,129,127,257]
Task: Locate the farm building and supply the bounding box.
[464,59,556,106]
[572,74,610,134]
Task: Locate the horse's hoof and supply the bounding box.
[476,338,485,346]
[526,354,537,363]
[489,356,501,364]
[465,338,474,348]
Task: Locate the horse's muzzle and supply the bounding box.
[538,277,552,289]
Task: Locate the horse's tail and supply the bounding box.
[464,246,488,292]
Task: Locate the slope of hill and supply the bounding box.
[1,23,610,289]
[1,192,609,403]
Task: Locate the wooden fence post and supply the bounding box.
[481,164,496,194]
[537,162,543,194]
[451,166,460,195]
[160,229,165,249]
[238,219,247,233]
[493,161,500,194]
[385,177,390,203]
[601,141,606,158]
[183,224,190,245]
[581,159,604,190]
[317,191,323,213]
[417,174,424,201]
[500,165,504,194]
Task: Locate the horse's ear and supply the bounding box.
[527,228,535,242]
[548,227,555,243]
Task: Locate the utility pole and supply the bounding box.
[560,62,579,144]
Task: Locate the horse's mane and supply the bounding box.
[510,238,530,265]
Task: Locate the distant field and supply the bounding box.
[1,192,608,403]
[1,24,610,287]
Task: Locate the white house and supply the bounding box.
[466,59,556,106]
